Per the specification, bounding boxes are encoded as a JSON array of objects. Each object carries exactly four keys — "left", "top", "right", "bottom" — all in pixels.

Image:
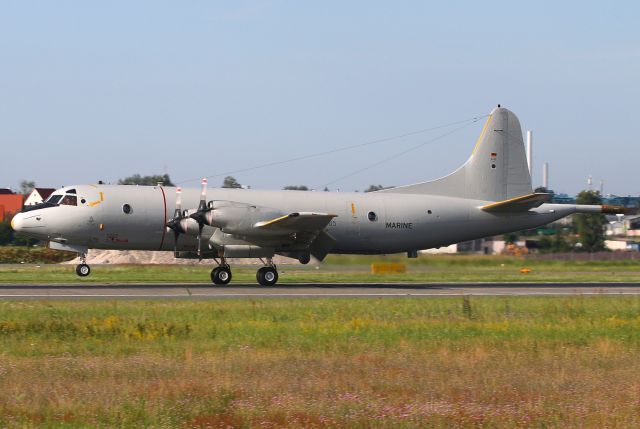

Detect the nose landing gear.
[{"left": 75, "top": 253, "right": 91, "bottom": 277}]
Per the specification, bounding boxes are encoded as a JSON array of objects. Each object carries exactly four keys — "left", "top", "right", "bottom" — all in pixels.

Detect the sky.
[{"left": 1, "top": 1, "right": 639, "bottom": 196}]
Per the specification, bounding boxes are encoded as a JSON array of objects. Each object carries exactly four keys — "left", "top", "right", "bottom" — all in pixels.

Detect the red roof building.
[
  {"left": 24, "top": 187, "right": 56, "bottom": 206},
  {"left": 0, "top": 190, "right": 24, "bottom": 222}
]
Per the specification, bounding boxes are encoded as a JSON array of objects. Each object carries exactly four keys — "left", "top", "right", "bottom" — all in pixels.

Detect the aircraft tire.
[
  {"left": 76, "top": 264, "right": 91, "bottom": 277},
  {"left": 256, "top": 266, "right": 278, "bottom": 286},
  {"left": 211, "top": 266, "right": 232, "bottom": 285},
  {"left": 298, "top": 253, "right": 311, "bottom": 264}
]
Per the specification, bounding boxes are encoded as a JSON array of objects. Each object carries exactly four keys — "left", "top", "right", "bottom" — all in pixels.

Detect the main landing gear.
[
  {"left": 256, "top": 266, "right": 278, "bottom": 286},
  {"left": 75, "top": 253, "right": 91, "bottom": 277},
  {"left": 209, "top": 257, "right": 279, "bottom": 286},
  {"left": 257, "top": 257, "right": 278, "bottom": 286},
  {"left": 211, "top": 258, "right": 232, "bottom": 285}
]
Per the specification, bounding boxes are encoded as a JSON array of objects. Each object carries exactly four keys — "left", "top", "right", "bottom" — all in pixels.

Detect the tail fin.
[{"left": 380, "top": 107, "right": 532, "bottom": 201}]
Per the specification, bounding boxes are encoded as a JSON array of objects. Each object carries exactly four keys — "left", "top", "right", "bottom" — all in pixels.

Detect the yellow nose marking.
[
  {"left": 88, "top": 192, "right": 104, "bottom": 207},
  {"left": 10, "top": 217, "right": 15, "bottom": 230}
]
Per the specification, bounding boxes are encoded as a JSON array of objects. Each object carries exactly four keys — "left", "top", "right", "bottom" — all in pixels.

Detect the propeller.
[
  {"left": 165, "top": 187, "right": 184, "bottom": 257},
  {"left": 189, "top": 178, "right": 210, "bottom": 259}
]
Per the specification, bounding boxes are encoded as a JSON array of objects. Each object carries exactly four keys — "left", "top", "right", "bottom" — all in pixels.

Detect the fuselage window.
[
  {"left": 60, "top": 195, "right": 77, "bottom": 206},
  {"left": 66, "top": 189, "right": 76, "bottom": 194},
  {"left": 367, "top": 211, "right": 378, "bottom": 222},
  {"left": 122, "top": 204, "right": 132, "bottom": 214}
]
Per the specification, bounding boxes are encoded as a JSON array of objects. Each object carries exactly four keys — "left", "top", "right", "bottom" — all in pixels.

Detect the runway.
[{"left": 0, "top": 283, "right": 639, "bottom": 299}]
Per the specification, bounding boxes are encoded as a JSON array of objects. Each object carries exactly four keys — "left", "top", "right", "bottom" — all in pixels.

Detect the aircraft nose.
[{"left": 10, "top": 213, "right": 24, "bottom": 232}]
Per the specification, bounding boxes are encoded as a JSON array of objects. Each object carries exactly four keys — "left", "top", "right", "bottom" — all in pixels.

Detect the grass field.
[
  {"left": 1, "top": 254, "right": 639, "bottom": 283},
  {"left": 1, "top": 297, "right": 640, "bottom": 427}
]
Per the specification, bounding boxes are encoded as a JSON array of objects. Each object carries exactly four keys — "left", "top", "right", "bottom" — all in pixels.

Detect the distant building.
[
  {"left": 605, "top": 215, "right": 640, "bottom": 238},
  {"left": 602, "top": 196, "right": 640, "bottom": 208},
  {"left": 0, "top": 189, "right": 24, "bottom": 222},
  {"left": 551, "top": 193, "right": 576, "bottom": 204},
  {"left": 24, "top": 188, "right": 55, "bottom": 206},
  {"left": 625, "top": 215, "right": 640, "bottom": 237}
]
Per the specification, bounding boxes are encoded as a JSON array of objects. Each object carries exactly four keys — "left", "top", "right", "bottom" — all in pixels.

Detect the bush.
[{"left": 0, "top": 247, "right": 76, "bottom": 264}]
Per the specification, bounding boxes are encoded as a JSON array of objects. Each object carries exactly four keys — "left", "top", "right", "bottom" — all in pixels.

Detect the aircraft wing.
[
  {"left": 254, "top": 212, "right": 337, "bottom": 233},
  {"left": 481, "top": 193, "right": 553, "bottom": 213}
]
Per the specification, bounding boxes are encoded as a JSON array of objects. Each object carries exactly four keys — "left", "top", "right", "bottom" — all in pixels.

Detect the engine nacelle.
[
  {"left": 204, "top": 205, "right": 254, "bottom": 230},
  {"left": 204, "top": 201, "right": 283, "bottom": 235}
]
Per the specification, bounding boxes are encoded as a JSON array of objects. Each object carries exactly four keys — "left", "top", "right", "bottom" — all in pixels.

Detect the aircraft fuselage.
[{"left": 13, "top": 184, "right": 577, "bottom": 256}]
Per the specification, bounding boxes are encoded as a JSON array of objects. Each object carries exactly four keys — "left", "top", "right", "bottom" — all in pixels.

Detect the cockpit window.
[
  {"left": 47, "top": 195, "right": 62, "bottom": 205},
  {"left": 21, "top": 194, "right": 63, "bottom": 212},
  {"left": 60, "top": 195, "right": 77, "bottom": 206},
  {"left": 66, "top": 189, "right": 76, "bottom": 194}
]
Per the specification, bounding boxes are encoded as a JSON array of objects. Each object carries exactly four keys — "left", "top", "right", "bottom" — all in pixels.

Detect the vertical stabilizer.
[{"left": 380, "top": 107, "right": 533, "bottom": 201}]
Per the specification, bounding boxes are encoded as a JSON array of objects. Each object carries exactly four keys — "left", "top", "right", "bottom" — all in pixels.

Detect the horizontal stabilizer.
[
  {"left": 482, "top": 193, "right": 553, "bottom": 213},
  {"left": 572, "top": 205, "right": 637, "bottom": 215},
  {"left": 601, "top": 205, "right": 637, "bottom": 215},
  {"left": 255, "top": 212, "right": 337, "bottom": 233}
]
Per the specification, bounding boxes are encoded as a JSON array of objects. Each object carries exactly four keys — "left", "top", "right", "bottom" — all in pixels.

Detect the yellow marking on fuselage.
[
  {"left": 351, "top": 202, "right": 356, "bottom": 217},
  {"left": 471, "top": 114, "right": 493, "bottom": 156},
  {"left": 88, "top": 192, "right": 104, "bottom": 207},
  {"left": 481, "top": 192, "right": 537, "bottom": 210},
  {"left": 255, "top": 214, "right": 290, "bottom": 228}
]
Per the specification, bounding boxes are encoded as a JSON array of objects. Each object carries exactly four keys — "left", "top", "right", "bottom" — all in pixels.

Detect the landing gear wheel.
[
  {"left": 76, "top": 264, "right": 91, "bottom": 277},
  {"left": 211, "top": 266, "right": 232, "bottom": 285},
  {"left": 256, "top": 266, "right": 278, "bottom": 286},
  {"left": 298, "top": 253, "right": 311, "bottom": 265}
]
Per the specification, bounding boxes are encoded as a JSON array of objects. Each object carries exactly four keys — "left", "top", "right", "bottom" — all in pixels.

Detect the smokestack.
[
  {"left": 542, "top": 162, "right": 549, "bottom": 189},
  {"left": 526, "top": 130, "right": 533, "bottom": 177}
]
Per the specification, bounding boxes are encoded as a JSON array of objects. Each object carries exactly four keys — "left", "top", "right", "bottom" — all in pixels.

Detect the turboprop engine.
[
  {"left": 166, "top": 179, "right": 284, "bottom": 259},
  {"left": 203, "top": 201, "right": 283, "bottom": 235}
]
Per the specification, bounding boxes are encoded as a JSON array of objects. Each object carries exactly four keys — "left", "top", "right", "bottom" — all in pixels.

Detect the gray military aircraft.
[{"left": 11, "top": 107, "right": 624, "bottom": 285}]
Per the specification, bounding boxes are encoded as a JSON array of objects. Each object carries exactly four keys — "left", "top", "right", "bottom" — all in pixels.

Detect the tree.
[
  {"left": 550, "top": 228, "right": 572, "bottom": 253},
  {"left": 19, "top": 180, "right": 36, "bottom": 196},
  {"left": 534, "top": 186, "right": 556, "bottom": 196},
  {"left": 503, "top": 232, "right": 518, "bottom": 245},
  {"left": 118, "top": 174, "right": 174, "bottom": 186},
  {"left": 0, "top": 221, "right": 13, "bottom": 245},
  {"left": 364, "top": 185, "right": 391, "bottom": 193},
  {"left": 283, "top": 185, "right": 309, "bottom": 191},
  {"left": 574, "top": 190, "right": 607, "bottom": 252},
  {"left": 222, "top": 176, "right": 242, "bottom": 189}
]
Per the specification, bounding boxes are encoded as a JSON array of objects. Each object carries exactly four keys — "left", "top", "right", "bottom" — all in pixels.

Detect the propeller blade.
[
  {"left": 174, "top": 187, "right": 182, "bottom": 218},
  {"left": 167, "top": 187, "right": 184, "bottom": 258},
  {"left": 197, "top": 223, "right": 204, "bottom": 260},
  {"left": 173, "top": 229, "right": 179, "bottom": 258},
  {"left": 198, "top": 178, "right": 207, "bottom": 212}
]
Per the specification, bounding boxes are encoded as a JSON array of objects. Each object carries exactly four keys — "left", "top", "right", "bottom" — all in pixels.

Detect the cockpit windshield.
[
  {"left": 46, "top": 195, "right": 62, "bottom": 205},
  {"left": 21, "top": 192, "right": 77, "bottom": 212},
  {"left": 60, "top": 195, "right": 77, "bottom": 206}
]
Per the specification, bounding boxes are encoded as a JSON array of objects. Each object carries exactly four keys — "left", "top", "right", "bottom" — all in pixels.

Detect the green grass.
[
  {"left": 1, "top": 297, "right": 640, "bottom": 427},
  {"left": 1, "top": 254, "right": 639, "bottom": 284}
]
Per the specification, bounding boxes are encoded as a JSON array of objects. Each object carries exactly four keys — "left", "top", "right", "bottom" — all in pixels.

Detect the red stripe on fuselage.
[{"left": 159, "top": 187, "right": 167, "bottom": 250}]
